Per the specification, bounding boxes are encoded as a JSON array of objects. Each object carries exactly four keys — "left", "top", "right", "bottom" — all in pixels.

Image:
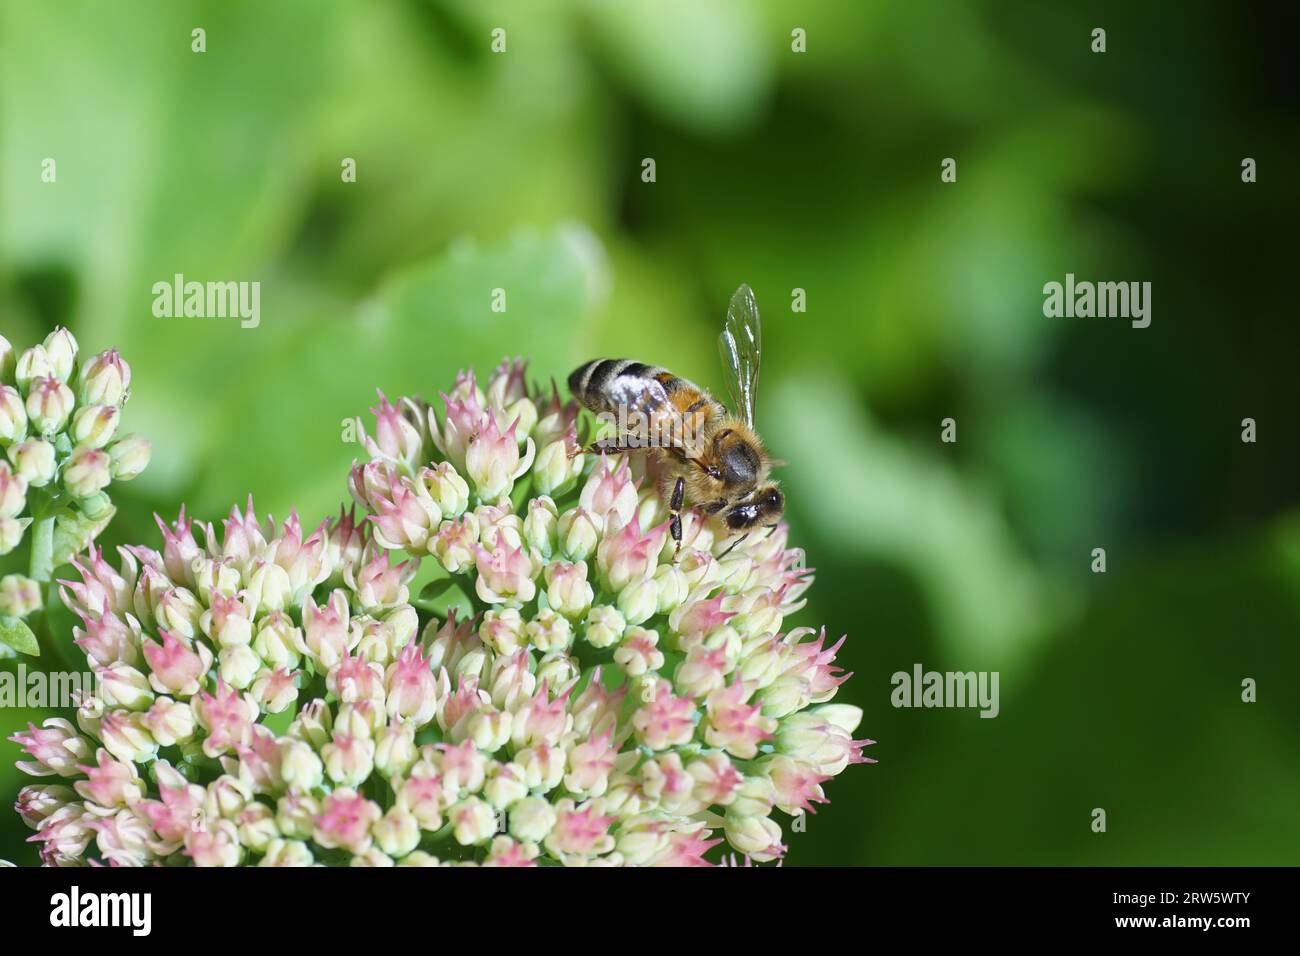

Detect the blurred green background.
[{"left": 2, "top": 0, "right": 1298, "bottom": 865}]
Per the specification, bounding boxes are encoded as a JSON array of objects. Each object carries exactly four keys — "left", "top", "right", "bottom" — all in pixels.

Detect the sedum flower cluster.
[
  {"left": 0, "top": 328, "right": 149, "bottom": 656},
  {"left": 11, "top": 360, "right": 870, "bottom": 866}
]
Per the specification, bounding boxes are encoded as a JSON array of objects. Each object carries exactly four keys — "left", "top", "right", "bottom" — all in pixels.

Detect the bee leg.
[
  {"left": 669, "top": 476, "right": 685, "bottom": 561},
  {"left": 570, "top": 438, "right": 646, "bottom": 459},
  {"left": 718, "top": 533, "right": 749, "bottom": 559}
]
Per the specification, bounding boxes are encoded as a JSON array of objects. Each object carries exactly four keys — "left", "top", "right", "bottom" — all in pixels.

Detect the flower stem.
[
  {"left": 28, "top": 516, "right": 72, "bottom": 670},
  {"left": 29, "top": 514, "right": 56, "bottom": 584}
]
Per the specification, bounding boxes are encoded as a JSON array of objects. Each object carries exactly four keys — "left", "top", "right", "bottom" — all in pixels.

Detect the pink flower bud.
[
  {"left": 276, "top": 792, "right": 321, "bottom": 840},
  {"left": 0, "top": 573, "right": 40, "bottom": 616},
  {"left": 252, "top": 610, "right": 305, "bottom": 669},
  {"left": 385, "top": 639, "right": 440, "bottom": 726},
  {"left": 15, "top": 784, "right": 77, "bottom": 829},
  {"left": 313, "top": 788, "right": 381, "bottom": 855},
  {"left": 142, "top": 629, "right": 211, "bottom": 697},
  {"left": 639, "top": 754, "right": 698, "bottom": 815},
  {"left": 302, "top": 589, "right": 354, "bottom": 669},
  {"left": 631, "top": 680, "right": 697, "bottom": 750},
  {"left": 251, "top": 668, "right": 299, "bottom": 715},
  {"left": 579, "top": 454, "right": 638, "bottom": 529},
  {"left": 596, "top": 515, "right": 666, "bottom": 592},
  {"left": 396, "top": 775, "right": 447, "bottom": 830},
  {"left": 78, "top": 349, "right": 131, "bottom": 406},
  {"left": 0, "top": 462, "right": 28, "bottom": 518},
  {"left": 73, "top": 601, "right": 141, "bottom": 668},
  {"left": 192, "top": 681, "right": 258, "bottom": 757},
  {"left": 155, "top": 586, "right": 204, "bottom": 642},
  {"left": 63, "top": 446, "right": 111, "bottom": 498},
  {"left": 74, "top": 749, "right": 143, "bottom": 810},
  {"left": 10, "top": 719, "right": 93, "bottom": 777},
  {"left": 703, "top": 681, "right": 775, "bottom": 760},
  {"left": 464, "top": 411, "right": 535, "bottom": 500},
  {"left": 366, "top": 472, "right": 440, "bottom": 551},
  {"left": 184, "top": 817, "right": 243, "bottom": 867},
  {"left": 473, "top": 531, "right": 537, "bottom": 607},
  {"left": 363, "top": 390, "right": 425, "bottom": 470},
  {"left": 25, "top": 376, "right": 74, "bottom": 434},
  {"left": 487, "top": 357, "right": 529, "bottom": 407},
  {"left": 346, "top": 548, "right": 415, "bottom": 610},
  {"left": 563, "top": 728, "right": 617, "bottom": 798},
  {"left": 544, "top": 799, "right": 616, "bottom": 859},
  {"left": 430, "top": 514, "right": 478, "bottom": 573}
]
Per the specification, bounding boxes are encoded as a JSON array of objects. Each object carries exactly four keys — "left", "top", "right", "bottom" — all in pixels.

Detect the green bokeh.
[{"left": 1, "top": 0, "right": 1296, "bottom": 865}]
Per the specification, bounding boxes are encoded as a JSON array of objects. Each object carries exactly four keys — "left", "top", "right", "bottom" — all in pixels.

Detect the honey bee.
[{"left": 568, "top": 283, "right": 783, "bottom": 557}]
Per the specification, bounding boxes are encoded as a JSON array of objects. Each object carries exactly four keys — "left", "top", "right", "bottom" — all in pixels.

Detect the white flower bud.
[
  {"left": 8, "top": 439, "right": 56, "bottom": 486},
  {"left": 42, "top": 327, "right": 79, "bottom": 381},
  {"left": 0, "top": 386, "right": 26, "bottom": 442},
  {"left": 508, "top": 795, "right": 556, "bottom": 843},
  {"left": 70, "top": 404, "right": 120, "bottom": 449},
  {"left": 108, "top": 435, "right": 150, "bottom": 481},
  {"left": 583, "top": 604, "right": 625, "bottom": 649}
]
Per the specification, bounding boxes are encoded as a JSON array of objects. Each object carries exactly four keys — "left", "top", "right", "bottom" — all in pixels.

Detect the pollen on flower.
[{"left": 10, "top": 358, "right": 870, "bottom": 866}]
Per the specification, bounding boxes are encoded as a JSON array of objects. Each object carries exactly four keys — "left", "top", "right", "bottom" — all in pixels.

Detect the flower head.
[{"left": 14, "top": 361, "right": 867, "bottom": 866}]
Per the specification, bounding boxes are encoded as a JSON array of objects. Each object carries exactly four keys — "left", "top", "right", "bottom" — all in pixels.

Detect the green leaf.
[
  {"left": 417, "top": 578, "right": 457, "bottom": 604},
  {"left": 50, "top": 504, "right": 117, "bottom": 568},
  {"left": 0, "top": 616, "right": 39, "bottom": 656}
]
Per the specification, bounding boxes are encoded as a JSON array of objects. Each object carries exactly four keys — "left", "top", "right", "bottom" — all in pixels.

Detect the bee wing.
[{"left": 718, "top": 283, "right": 762, "bottom": 429}]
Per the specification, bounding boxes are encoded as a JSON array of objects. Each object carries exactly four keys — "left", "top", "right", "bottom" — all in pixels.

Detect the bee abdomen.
[{"left": 569, "top": 359, "right": 657, "bottom": 410}]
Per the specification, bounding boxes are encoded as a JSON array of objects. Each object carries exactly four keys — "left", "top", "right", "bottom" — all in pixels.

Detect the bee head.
[{"left": 724, "top": 483, "right": 784, "bottom": 531}]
